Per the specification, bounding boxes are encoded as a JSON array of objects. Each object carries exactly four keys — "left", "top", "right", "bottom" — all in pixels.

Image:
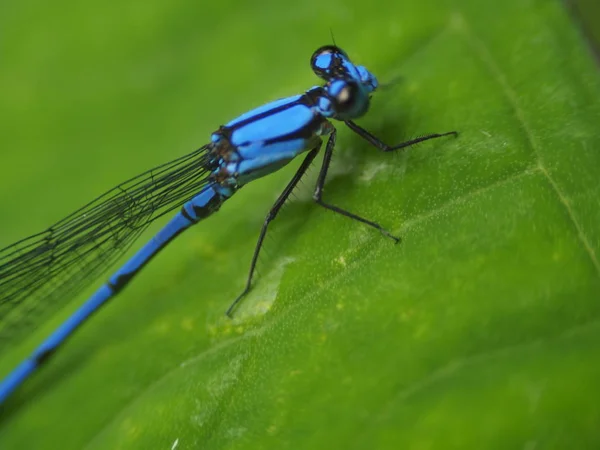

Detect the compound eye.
[
  {"left": 310, "top": 45, "right": 349, "bottom": 80},
  {"left": 330, "top": 80, "right": 359, "bottom": 113}
]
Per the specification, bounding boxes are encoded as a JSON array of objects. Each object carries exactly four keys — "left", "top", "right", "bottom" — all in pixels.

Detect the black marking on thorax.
[{"left": 223, "top": 90, "right": 329, "bottom": 147}]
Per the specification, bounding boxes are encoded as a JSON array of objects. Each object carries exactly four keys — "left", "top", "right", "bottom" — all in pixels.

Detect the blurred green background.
[
  {"left": 571, "top": 0, "right": 600, "bottom": 57},
  {"left": 1, "top": 0, "right": 600, "bottom": 448}
]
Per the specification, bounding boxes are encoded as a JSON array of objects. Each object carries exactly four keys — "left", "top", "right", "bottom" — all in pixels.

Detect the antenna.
[{"left": 329, "top": 28, "right": 337, "bottom": 47}]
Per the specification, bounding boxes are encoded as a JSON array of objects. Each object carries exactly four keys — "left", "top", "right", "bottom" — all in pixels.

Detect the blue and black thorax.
[{"left": 204, "top": 45, "right": 379, "bottom": 195}]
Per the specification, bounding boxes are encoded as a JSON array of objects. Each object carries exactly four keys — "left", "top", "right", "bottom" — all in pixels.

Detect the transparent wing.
[{"left": 0, "top": 145, "right": 213, "bottom": 350}]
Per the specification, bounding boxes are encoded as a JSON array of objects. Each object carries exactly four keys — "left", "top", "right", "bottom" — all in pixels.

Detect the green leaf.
[
  {"left": 1, "top": 0, "right": 600, "bottom": 448},
  {"left": 570, "top": 0, "right": 600, "bottom": 56}
]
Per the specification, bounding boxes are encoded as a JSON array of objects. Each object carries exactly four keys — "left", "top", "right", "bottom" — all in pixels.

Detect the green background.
[
  {"left": 571, "top": 0, "right": 600, "bottom": 57},
  {"left": 1, "top": 0, "right": 600, "bottom": 448}
]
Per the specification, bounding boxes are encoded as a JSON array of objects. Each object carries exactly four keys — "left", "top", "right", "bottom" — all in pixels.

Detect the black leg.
[
  {"left": 226, "top": 147, "right": 320, "bottom": 317},
  {"left": 313, "top": 129, "right": 400, "bottom": 243},
  {"left": 345, "top": 120, "right": 457, "bottom": 152}
]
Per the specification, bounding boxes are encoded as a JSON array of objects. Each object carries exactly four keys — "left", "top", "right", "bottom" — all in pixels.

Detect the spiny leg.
[
  {"left": 226, "top": 147, "right": 320, "bottom": 317},
  {"left": 345, "top": 120, "right": 457, "bottom": 152},
  {"left": 313, "top": 129, "right": 400, "bottom": 243}
]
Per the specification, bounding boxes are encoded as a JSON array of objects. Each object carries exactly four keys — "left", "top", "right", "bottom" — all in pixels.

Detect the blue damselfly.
[{"left": 0, "top": 45, "right": 457, "bottom": 404}]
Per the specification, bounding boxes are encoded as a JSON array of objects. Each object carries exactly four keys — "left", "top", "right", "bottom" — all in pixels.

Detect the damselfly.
[{"left": 0, "top": 45, "right": 457, "bottom": 404}]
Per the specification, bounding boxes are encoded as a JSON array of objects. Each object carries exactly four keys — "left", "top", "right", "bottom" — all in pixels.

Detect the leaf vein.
[{"left": 459, "top": 14, "right": 600, "bottom": 277}]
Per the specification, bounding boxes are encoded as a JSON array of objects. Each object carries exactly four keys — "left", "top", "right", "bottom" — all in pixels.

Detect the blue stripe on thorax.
[
  {"left": 225, "top": 95, "right": 302, "bottom": 127},
  {"left": 231, "top": 103, "right": 314, "bottom": 145},
  {"left": 210, "top": 90, "right": 330, "bottom": 186}
]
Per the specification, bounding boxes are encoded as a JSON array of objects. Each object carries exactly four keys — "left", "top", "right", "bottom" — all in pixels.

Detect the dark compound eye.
[
  {"left": 325, "top": 79, "right": 370, "bottom": 119},
  {"left": 310, "top": 45, "right": 349, "bottom": 80},
  {"left": 331, "top": 81, "right": 359, "bottom": 113}
]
